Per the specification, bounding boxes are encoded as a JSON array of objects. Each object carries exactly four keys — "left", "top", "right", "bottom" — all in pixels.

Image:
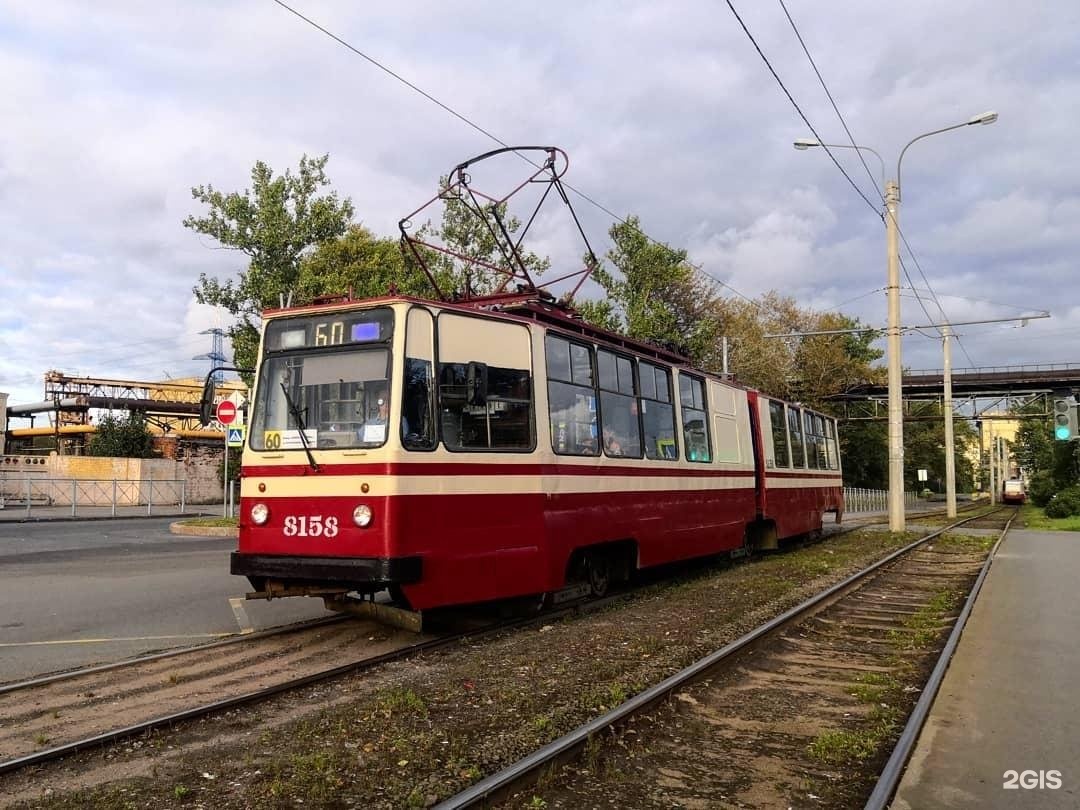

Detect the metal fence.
[
  {"left": 843, "top": 487, "right": 918, "bottom": 513},
  {"left": 0, "top": 476, "right": 187, "bottom": 518}
]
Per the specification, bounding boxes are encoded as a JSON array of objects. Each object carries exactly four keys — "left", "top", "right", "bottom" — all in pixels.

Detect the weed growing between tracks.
[{"left": 13, "top": 529, "right": 924, "bottom": 810}]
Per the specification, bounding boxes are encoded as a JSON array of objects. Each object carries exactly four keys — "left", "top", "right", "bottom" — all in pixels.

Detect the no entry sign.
[{"left": 216, "top": 400, "right": 237, "bottom": 425}]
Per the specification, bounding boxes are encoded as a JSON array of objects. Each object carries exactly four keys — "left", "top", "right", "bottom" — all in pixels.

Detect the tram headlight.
[
  {"left": 353, "top": 504, "right": 373, "bottom": 527},
  {"left": 250, "top": 503, "right": 270, "bottom": 525}
]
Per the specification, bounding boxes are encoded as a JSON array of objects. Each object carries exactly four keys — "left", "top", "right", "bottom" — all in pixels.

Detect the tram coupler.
[
  {"left": 246, "top": 580, "right": 349, "bottom": 601},
  {"left": 322, "top": 594, "right": 424, "bottom": 633}
]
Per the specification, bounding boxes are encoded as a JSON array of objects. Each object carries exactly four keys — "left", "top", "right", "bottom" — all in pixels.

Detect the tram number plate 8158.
[{"left": 283, "top": 515, "right": 339, "bottom": 538}]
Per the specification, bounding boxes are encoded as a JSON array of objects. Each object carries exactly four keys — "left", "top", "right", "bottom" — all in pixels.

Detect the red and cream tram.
[{"left": 230, "top": 292, "right": 843, "bottom": 614}]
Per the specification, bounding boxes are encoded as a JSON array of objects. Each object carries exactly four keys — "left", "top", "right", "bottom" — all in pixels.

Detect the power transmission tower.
[{"left": 193, "top": 329, "right": 227, "bottom": 382}]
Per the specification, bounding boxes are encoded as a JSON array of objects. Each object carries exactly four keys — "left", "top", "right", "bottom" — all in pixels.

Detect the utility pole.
[
  {"left": 885, "top": 180, "right": 905, "bottom": 532},
  {"left": 988, "top": 421, "right": 996, "bottom": 505},
  {"left": 794, "top": 111, "right": 998, "bottom": 534},
  {"left": 942, "top": 324, "right": 956, "bottom": 517}
]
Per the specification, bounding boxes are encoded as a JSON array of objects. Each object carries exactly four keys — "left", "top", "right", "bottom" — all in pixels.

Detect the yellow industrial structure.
[{"left": 5, "top": 371, "right": 247, "bottom": 454}]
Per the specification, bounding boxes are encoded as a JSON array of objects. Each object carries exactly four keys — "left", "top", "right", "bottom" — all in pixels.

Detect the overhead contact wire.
[{"left": 271, "top": 0, "right": 760, "bottom": 309}]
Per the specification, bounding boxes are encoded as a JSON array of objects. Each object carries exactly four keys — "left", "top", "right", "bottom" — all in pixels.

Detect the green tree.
[
  {"left": 1012, "top": 400, "right": 1055, "bottom": 476},
  {"left": 701, "top": 293, "right": 884, "bottom": 408},
  {"left": 1009, "top": 399, "right": 1080, "bottom": 490},
  {"left": 578, "top": 216, "right": 720, "bottom": 366},
  {"left": 413, "top": 187, "right": 550, "bottom": 297},
  {"left": 185, "top": 154, "right": 354, "bottom": 371},
  {"left": 838, "top": 420, "right": 888, "bottom": 489},
  {"left": 902, "top": 405, "right": 977, "bottom": 493},
  {"left": 296, "top": 225, "right": 443, "bottom": 302},
  {"left": 88, "top": 412, "right": 155, "bottom": 458}
]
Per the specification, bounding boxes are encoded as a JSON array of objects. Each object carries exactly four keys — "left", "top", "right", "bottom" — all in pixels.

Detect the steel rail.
[
  {"left": 435, "top": 508, "right": 1011, "bottom": 809},
  {"left": 0, "top": 503, "right": 995, "bottom": 782},
  {"left": 0, "top": 589, "right": 641, "bottom": 779},
  {"left": 864, "top": 508, "right": 1016, "bottom": 809},
  {"left": 0, "top": 614, "right": 349, "bottom": 696}
]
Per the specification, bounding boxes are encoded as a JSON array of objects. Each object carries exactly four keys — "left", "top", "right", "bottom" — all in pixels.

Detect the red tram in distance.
[
  {"left": 228, "top": 291, "right": 844, "bottom": 617},
  {"left": 1002, "top": 479, "right": 1027, "bottom": 505}
]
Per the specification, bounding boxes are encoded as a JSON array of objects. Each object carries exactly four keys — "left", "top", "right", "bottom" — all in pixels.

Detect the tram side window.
[
  {"left": 546, "top": 335, "right": 599, "bottom": 456},
  {"left": 812, "top": 419, "right": 825, "bottom": 468},
  {"left": 436, "top": 314, "right": 534, "bottom": 452},
  {"left": 804, "top": 412, "right": 820, "bottom": 470},
  {"left": 403, "top": 308, "right": 436, "bottom": 450},
  {"left": 438, "top": 364, "right": 533, "bottom": 450},
  {"left": 825, "top": 418, "right": 840, "bottom": 470},
  {"left": 402, "top": 358, "right": 435, "bottom": 449},
  {"left": 679, "top": 373, "right": 711, "bottom": 463},
  {"left": 788, "top": 406, "right": 806, "bottom": 468},
  {"left": 640, "top": 362, "right": 677, "bottom": 460},
  {"left": 769, "top": 400, "right": 790, "bottom": 467},
  {"left": 598, "top": 350, "right": 642, "bottom": 458}
]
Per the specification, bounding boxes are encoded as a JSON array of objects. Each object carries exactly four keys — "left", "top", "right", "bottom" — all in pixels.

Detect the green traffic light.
[{"left": 1056, "top": 425, "right": 1072, "bottom": 441}]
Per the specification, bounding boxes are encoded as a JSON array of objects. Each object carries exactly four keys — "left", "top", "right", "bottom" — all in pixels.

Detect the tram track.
[
  {"left": 0, "top": 612, "right": 423, "bottom": 775},
  {"left": 0, "top": 506, "right": 997, "bottom": 805},
  {"left": 439, "top": 507, "right": 1016, "bottom": 809},
  {"left": 0, "top": 584, "right": 650, "bottom": 784},
  {"left": 0, "top": 505, "right": 967, "bottom": 780}
]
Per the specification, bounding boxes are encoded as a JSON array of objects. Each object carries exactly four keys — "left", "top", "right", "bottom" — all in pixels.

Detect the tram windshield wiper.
[{"left": 279, "top": 382, "right": 319, "bottom": 472}]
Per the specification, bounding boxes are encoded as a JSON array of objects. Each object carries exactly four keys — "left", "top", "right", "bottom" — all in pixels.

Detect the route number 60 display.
[{"left": 283, "top": 515, "right": 339, "bottom": 538}]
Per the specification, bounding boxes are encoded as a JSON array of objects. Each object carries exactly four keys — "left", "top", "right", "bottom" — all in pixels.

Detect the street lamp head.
[
  {"left": 968, "top": 110, "right": 998, "bottom": 126},
  {"left": 793, "top": 138, "right": 821, "bottom": 150}
]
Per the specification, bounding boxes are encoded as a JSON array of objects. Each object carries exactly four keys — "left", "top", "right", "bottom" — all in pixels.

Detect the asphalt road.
[{"left": 0, "top": 518, "right": 327, "bottom": 683}]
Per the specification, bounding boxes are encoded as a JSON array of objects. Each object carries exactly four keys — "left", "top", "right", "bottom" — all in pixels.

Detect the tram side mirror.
[
  {"left": 466, "top": 361, "right": 488, "bottom": 407},
  {"left": 199, "top": 375, "right": 217, "bottom": 427}
]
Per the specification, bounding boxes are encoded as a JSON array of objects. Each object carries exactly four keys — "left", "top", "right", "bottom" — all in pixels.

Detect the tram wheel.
[{"left": 586, "top": 554, "right": 611, "bottom": 598}]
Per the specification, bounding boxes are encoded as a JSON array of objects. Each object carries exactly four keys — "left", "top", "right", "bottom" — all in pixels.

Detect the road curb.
[
  {"left": 0, "top": 513, "right": 203, "bottom": 524},
  {"left": 169, "top": 520, "right": 239, "bottom": 538}
]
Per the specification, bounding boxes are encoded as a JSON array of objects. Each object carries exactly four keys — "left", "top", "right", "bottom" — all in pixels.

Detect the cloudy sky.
[{"left": 1, "top": 0, "right": 1077, "bottom": 407}]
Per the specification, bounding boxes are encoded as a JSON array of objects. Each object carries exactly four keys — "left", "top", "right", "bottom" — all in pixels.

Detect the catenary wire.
[
  {"left": 775, "top": 0, "right": 979, "bottom": 369},
  {"left": 821, "top": 287, "right": 886, "bottom": 313},
  {"left": 898, "top": 238, "right": 977, "bottom": 367},
  {"left": 269, "top": 0, "right": 759, "bottom": 308},
  {"left": 773, "top": 0, "right": 985, "bottom": 368},
  {"left": 777, "top": 0, "right": 883, "bottom": 203},
  {"left": 723, "top": 0, "right": 883, "bottom": 219}
]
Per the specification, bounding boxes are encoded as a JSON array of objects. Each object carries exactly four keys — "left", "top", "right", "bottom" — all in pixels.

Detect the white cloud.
[{"left": 0, "top": 0, "right": 1077, "bottom": 407}]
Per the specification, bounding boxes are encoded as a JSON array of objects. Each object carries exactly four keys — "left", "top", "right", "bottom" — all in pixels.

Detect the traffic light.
[{"left": 1053, "top": 396, "right": 1077, "bottom": 441}]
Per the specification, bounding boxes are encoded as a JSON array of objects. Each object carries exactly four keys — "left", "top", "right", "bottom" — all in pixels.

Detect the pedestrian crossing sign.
[{"left": 227, "top": 427, "right": 245, "bottom": 447}]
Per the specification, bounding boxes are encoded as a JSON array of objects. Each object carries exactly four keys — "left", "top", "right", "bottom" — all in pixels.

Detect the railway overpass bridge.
[{"left": 834, "top": 363, "right": 1080, "bottom": 420}]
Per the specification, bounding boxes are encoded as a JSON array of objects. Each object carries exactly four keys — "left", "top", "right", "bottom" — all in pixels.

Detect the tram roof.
[{"left": 260, "top": 291, "right": 831, "bottom": 408}]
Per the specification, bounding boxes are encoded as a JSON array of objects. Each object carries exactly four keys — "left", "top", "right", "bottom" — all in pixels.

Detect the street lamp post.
[
  {"left": 794, "top": 112, "right": 997, "bottom": 530},
  {"left": 793, "top": 140, "right": 886, "bottom": 195}
]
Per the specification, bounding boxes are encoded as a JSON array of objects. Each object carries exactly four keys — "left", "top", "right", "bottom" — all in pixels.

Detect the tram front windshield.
[{"left": 249, "top": 309, "right": 394, "bottom": 451}]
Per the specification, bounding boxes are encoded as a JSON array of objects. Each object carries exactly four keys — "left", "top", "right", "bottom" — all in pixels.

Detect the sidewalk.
[
  {"left": 0, "top": 504, "right": 219, "bottom": 522},
  {"left": 891, "top": 529, "right": 1080, "bottom": 808}
]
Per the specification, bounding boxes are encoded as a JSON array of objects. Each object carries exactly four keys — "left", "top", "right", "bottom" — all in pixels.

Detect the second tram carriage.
[{"left": 228, "top": 292, "right": 844, "bottom": 615}]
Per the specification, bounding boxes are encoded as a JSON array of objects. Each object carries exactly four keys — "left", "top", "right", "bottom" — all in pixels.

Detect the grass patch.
[
  {"left": 807, "top": 730, "right": 878, "bottom": 764},
  {"left": 808, "top": 705, "right": 901, "bottom": 765},
  {"left": 935, "top": 532, "right": 995, "bottom": 552},
  {"left": 1019, "top": 503, "right": 1080, "bottom": 531},
  {"left": 850, "top": 671, "right": 899, "bottom": 704},
  {"left": 376, "top": 687, "right": 428, "bottom": 718},
  {"left": 888, "top": 588, "right": 960, "bottom": 649},
  {"left": 176, "top": 516, "right": 238, "bottom": 528}
]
